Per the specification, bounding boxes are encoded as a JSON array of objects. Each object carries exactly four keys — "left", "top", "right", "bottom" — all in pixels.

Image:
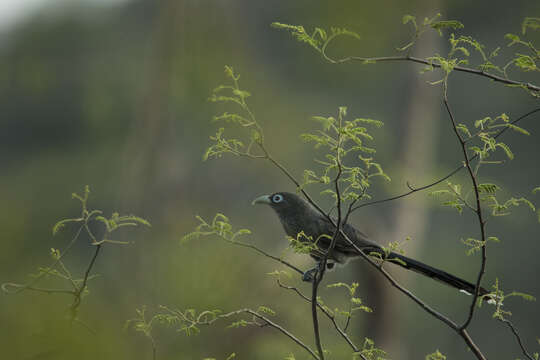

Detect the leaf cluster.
[
  {"left": 271, "top": 22, "right": 360, "bottom": 55},
  {"left": 287, "top": 231, "right": 323, "bottom": 255},
  {"left": 300, "top": 107, "right": 389, "bottom": 206},
  {"left": 128, "top": 305, "right": 277, "bottom": 340},
  {"left": 425, "top": 350, "right": 447, "bottom": 360},
  {"left": 399, "top": 13, "right": 464, "bottom": 52},
  {"left": 353, "top": 338, "right": 387, "bottom": 360},
  {"left": 461, "top": 236, "right": 499, "bottom": 256},
  {"left": 54, "top": 185, "right": 150, "bottom": 245},
  {"left": 205, "top": 66, "right": 264, "bottom": 160},
  {"left": 481, "top": 278, "right": 536, "bottom": 321},
  {"left": 429, "top": 181, "right": 470, "bottom": 214},
  {"left": 327, "top": 282, "right": 372, "bottom": 327},
  {"left": 504, "top": 17, "right": 540, "bottom": 76},
  {"left": 3, "top": 186, "right": 150, "bottom": 324},
  {"left": 430, "top": 112, "right": 536, "bottom": 228},
  {"left": 181, "top": 213, "right": 251, "bottom": 245}
]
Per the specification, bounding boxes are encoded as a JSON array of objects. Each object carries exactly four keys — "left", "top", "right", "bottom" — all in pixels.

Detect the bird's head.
[
  {"left": 252, "top": 191, "right": 324, "bottom": 241},
  {"left": 252, "top": 192, "right": 298, "bottom": 208},
  {"left": 252, "top": 192, "right": 314, "bottom": 220}
]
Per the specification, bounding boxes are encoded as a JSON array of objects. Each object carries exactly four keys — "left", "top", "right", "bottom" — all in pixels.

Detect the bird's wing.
[
  {"left": 313, "top": 216, "right": 381, "bottom": 254},
  {"left": 340, "top": 221, "right": 382, "bottom": 253}
]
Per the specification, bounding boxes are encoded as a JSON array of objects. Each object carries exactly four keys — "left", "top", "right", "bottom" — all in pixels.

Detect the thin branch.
[
  {"left": 351, "top": 166, "right": 463, "bottom": 211},
  {"left": 260, "top": 144, "right": 464, "bottom": 333},
  {"left": 72, "top": 317, "right": 98, "bottom": 335},
  {"left": 323, "top": 54, "right": 540, "bottom": 93},
  {"left": 442, "top": 91, "right": 488, "bottom": 359},
  {"left": 499, "top": 319, "right": 536, "bottom": 360},
  {"left": 70, "top": 244, "right": 102, "bottom": 318},
  {"left": 343, "top": 302, "right": 353, "bottom": 333},
  {"left": 1, "top": 225, "right": 85, "bottom": 295},
  {"left": 310, "top": 111, "right": 347, "bottom": 360},
  {"left": 459, "top": 329, "right": 488, "bottom": 360},
  {"left": 311, "top": 268, "right": 325, "bottom": 360},
  {"left": 351, "top": 107, "right": 540, "bottom": 212},
  {"left": 277, "top": 279, "right": 365, "bottom": 358},
  {"left": 230, "top": 239, "right": 304, "bottom": 275},
  {"left": 207, "top": 122, "right": 492, "bottom": 359},
  {"left": 443, "top": 97, "right": 488, "bottom": 330},
  {"left": 81, "top": 245, "right": 102, "bottom": 293},
  {"left": 447, "top": 181, "right": 477, "bottom": 213},
  {"left": 246, "top": 309, "right": 321, "bottom": 360},
  {"left": 221, "top": 73, "right": 500, "bottom": 358},
  {"left": 0, "top": 283, "right": 75, "bottom": 295},
  {"left": 182, "top": 307, "right": 320, "bottom": 360},
  {"left": 340, "top": 224, "right": 488, "bottom": 360},
  {"left": 205, "top": 216, "right": 363, "bottom": 356},
  {"left": 261, "top": 142, "right": 492, "bottom": 358}
]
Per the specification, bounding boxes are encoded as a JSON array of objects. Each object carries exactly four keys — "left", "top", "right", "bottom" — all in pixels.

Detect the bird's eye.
[{"left": 272, "top": 194, "right": 284, "bottom": 203}]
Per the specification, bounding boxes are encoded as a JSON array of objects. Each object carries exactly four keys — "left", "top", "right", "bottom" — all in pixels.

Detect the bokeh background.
[{"left": 1, "top": 1, "right": 539, "bottom": 359}]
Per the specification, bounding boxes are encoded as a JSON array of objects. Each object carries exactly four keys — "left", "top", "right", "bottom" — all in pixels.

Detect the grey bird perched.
[{"left": 253, "top": 191, "right": 492, "bottom": 300}]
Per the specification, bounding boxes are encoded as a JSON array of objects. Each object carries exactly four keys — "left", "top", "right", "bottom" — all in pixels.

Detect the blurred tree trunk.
[
  {"left": 116, "top": 0, "right": 187, "bottom": 311},
  {"left": 120, "top": 0, "right": 184, "bottom": 209},
  {"left": 364, "top": 7, "right": 443, "bottom": 358}
]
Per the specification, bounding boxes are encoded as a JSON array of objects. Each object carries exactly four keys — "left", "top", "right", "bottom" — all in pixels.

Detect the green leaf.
[
  {"left": 429, "top": 189, "right": 451, "bottom": 198},
  {"left": 271, "top": 23, "right": 322, "bottom": 52},
  {"left": 505, "top": 123, "right": 530, "bottom": 135},
  {"left": 505, "top": 33, "right": 522, "bottom": 47},
  {"left": 514, "top": 54, "right": 537, "bottom": 72},
  {"left": 354, "top": 338, "right": 387, "bottom": 360},
  {"left": 52, "top": 218, "right": 82, "bottom": 235},
  {"left": 430, "top": 20, "right": 464, "bottom": 35},
  {"left": 228, "top": 319, "right": 249, "bottom": 328},
  {"left": 426, "top": 350, "right": 447, "bottom": 360},
  {"left": 181, "top": 231, "right": 201, "bottom": 244},
  {"left": 478, "top": 183, "right": 500, "bottom": 194},
  {"left": 257, "top": 306, "right": 276, "bottom": 316},
  {"left": 354, "top": 118, "right": 384, "bottom": 128},
  {"left": 456, "top": 123, "right": 472, "bottom": 137},
  {"left": 329, "top": 27, "right": 361, "bottom": 41},
  {"left": 462, "top": 237, "right": 485, "bottom": 256},
  {"left": 312, "top": 116, "right": 335, "bottom": 131},
  {"left": 496, "top": 142, "right": 514, "bottom": 159},
  {"left": 402, "top": 15, "right": 417, "bottom": 27},
  {"left": 522, "top": 17, "right": 540, "bottom": 35}
]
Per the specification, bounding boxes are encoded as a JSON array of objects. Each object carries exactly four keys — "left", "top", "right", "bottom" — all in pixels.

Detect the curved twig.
[
  {"left": 500, "top": 319, "right": 536, "bottom": 360},
  {"left": 70, "top": 244, "right": 102, "bottom": 318},
  {"left": 443, "top": 95, "right": 488, "bottom": 360},
  {"left": 231, "top": 239, "right": 304, "bottom": 275},
  {"left": 323, "top": 54, "right": 540, "bottom": 93},
  {"left": 351, "top": 107, "right": 540, "bottom": 212},
  {"left": 443, "top": 95, "right": 487, "bottom": 330},
  {"left": 1, "top": 225, "right": 85, "bottom": 295},
  {"left": 276, "top": 279, "right": 365, "bottom": 357}
]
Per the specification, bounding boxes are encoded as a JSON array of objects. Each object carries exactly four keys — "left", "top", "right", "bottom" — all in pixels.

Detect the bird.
[{"left": 253, "top": 191, "right": 493, "bottom": 301}]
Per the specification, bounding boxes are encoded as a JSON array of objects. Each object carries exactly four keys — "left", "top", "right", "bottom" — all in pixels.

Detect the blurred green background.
[{"left": 1, "top": 1, "right": 539, "bottom": 359}]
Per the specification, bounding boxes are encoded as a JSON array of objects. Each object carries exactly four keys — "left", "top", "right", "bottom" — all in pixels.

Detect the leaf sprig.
[
  {"left": 300, "top": 107, "right": 389, "bottom": 206},
  {"left": 205, "top": 66, "right": 265, "bottom": 160}
]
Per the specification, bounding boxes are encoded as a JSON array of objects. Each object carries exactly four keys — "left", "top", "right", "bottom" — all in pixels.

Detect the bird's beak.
[{"left": 252, "top": 194, "right": 271, "bottom": 205}]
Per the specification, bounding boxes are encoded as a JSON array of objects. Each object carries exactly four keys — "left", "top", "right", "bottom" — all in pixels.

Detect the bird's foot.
[{"left": 302, "top": 267, "right": 318, "bottom": 282}]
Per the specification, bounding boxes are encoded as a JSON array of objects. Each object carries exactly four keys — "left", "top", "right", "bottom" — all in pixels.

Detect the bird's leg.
[
  {"left": 302, "top": 261, "right": 330, "bottom": 282},
  {"left": 302, "top": 266, "right": 318, "bottom": 282}
]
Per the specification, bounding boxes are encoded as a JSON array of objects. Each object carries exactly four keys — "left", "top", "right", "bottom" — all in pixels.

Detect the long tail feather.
[{"left": 383, "top": 251, "right": 492, "bottom": 300}]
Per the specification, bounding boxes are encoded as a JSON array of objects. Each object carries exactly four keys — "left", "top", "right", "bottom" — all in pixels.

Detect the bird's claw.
[{"left": 302, "top": 268, "right": 318, "bottom": 282}]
